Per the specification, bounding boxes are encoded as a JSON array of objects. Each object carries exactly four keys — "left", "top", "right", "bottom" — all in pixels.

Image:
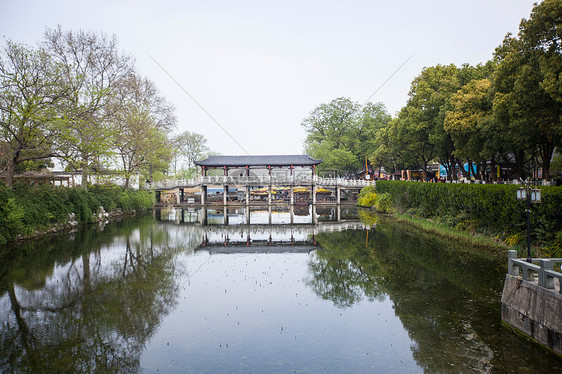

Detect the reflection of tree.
[
  {"left": 0, "top": 216, "right": 184, "bottom": 373},
  {"left": 305, "top": 230, "right": 386, "bottom": 308},
  {"left": 370, "top": 219, "right": 502, "bottom": 373},
  {"left": 306, "top": 211, "right": 558, "bottom": 372}
]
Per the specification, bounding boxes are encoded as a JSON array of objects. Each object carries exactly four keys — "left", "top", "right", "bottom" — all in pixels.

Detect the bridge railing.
[
  {"left": 151, "top": 176, "right": 373, "bottom": 189},
  {"left": 507, "top": 250, "right": 562, "bottom": 293}
]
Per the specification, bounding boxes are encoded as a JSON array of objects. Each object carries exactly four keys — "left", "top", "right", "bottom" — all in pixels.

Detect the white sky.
[{"left": 1, "top": 0, "right": 535, "bottom": 156}]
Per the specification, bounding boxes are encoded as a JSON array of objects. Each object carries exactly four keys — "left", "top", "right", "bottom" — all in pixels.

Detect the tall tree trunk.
[
  {"left": 513, "top": 149, "right": 525, "bottom": 180},
  {"left": 540, "top": 144, "right": 554, "bottom": 181},
  {"left": 81, "top": 155, "right": 90, "bottom": 189},
  {"left": 457, "top": 159, "right": 470, "bottom": 179},
  {"left": 5, "top": 158, "right": 17, "bottom": 189}
]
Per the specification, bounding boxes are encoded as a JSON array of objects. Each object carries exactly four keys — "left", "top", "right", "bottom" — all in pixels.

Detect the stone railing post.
[
  {"left": 539, "top": 259, "right": 555, "bottom": 289},
  {"left": 508, "top": 250, "right": 518, "bottom": 276},
  {"left": 523, "top": 262, "right": 535, "bottom": 281}
]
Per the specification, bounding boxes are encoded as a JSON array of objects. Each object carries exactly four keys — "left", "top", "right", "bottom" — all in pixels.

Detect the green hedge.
[
  {"left": 0, "top": 183, "right": 154, "bottom": 245},
  {"left": 375, "top": 181, "right": 562, "bottom": 245}
]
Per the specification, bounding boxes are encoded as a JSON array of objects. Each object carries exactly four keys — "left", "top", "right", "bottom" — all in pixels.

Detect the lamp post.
[{"left": 516, "top": 179, "right": 542, "bottom": 263}]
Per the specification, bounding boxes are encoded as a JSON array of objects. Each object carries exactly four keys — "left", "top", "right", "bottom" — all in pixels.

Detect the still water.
[{"left": 0, "top": 206, "right": 560, "bottom": 373}]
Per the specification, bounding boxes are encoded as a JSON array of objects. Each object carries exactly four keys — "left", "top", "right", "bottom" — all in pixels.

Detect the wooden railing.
[
  {"left": 151, "top": 176, "right": 373, "bottom": 190},
  {"left": 507, "top": 250, "right": 562, "bottom": 293}
]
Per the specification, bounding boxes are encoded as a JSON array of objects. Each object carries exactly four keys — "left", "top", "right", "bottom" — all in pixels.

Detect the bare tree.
[
  {"left": 173, "top": 130, "right": 209, "bottom": 176},
  {"left": 42, "top": 26, "right": 134, "bottom": 187},
  {"left": 111, "top": 73, "right": 176, "bottom": 188}
]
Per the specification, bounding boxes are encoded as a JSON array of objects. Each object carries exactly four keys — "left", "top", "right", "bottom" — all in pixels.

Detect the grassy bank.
[
  {"left": 359, "top": 181, "right": 562, "bottom": 258},
  {"left": 0, "top": 183, "right": 154, "bottom": 245},
  {"left": 391, "top": 212, "right": 508, "bottom": 253}
]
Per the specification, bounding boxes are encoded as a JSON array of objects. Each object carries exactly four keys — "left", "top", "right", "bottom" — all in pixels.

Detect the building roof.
[{"left": 194, "top": 155, "right": 322, "bottom": 167}]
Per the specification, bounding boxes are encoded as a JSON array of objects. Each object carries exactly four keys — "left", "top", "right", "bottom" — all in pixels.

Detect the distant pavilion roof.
[{"left": 194, "top": 155, "right": 322, "bottom": 168}]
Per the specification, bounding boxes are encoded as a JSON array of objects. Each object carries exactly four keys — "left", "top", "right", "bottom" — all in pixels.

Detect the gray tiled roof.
[{"left": 194, "top": 155, "right": 322, "bottom": 167}]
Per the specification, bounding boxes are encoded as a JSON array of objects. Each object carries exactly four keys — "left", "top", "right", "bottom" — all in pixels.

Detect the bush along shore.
[
  {"left": 358, "top": 181, "right": 562, "bottom": 257},
  {"left": 0, "top": 183, "right": 154, "bottom": 245}
]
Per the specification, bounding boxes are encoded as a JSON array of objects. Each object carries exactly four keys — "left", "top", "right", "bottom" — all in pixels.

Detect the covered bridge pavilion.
[
  {"left": 194, "top": 155, "right": 322, "bottom": 177},
  {"left": 192, "top": 155, "right": 323, "bottom": 205},
  {"left": 153, "top": 155, "right": 369, "bottom": 206}
]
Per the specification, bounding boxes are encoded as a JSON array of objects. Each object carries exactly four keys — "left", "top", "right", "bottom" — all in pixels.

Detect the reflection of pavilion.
[
  {"left": 155, "top": 205, "right": 360, "bottom": 226},
  {"left": 196, "top": 245, "right": 319, "bottom": 255},
  {"left": 155, "top": 206, "right": 365, "bottom": 254},
  {"left": 153, "top": 155, "right": 370, "bottom": 206}
]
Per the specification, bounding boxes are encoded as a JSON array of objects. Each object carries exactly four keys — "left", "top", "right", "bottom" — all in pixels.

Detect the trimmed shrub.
[
  {"left": 374, "top": 180, "right": 562, "bottom": 245},
  {"left": 0, "top": 182, "right": 154, "bottom": 244}
]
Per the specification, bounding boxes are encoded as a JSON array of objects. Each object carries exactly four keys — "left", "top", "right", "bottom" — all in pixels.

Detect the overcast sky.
[{"left": 1, "top": 0, "right": 536, "bottom": 156}]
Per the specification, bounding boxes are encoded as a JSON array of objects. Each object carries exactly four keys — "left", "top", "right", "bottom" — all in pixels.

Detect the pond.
[{"left": 0, "top": 206, "right": 560, "bottom": 373}]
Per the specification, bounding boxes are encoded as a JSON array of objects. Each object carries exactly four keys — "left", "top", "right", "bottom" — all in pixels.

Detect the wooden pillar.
[
  {"left": 267, "top": 184, "right": 272, "bottom": 206},
  {"left": 223, "top": 185, "right": 228, "bottom": 205},
  {"left": 176, "top": 188, "right": 181, "bottom": 205},
  {"left": 245, "top": 185, "right": 250, "bottom": 206},
  {"left": 312, "top": 185, "right": 317, "bottom": 205},
  {"left": 336, "top": 186, "right": 341, "bottom": 205},
  {"left": 201, "top": 185, "right": 206, "bottom": 206},
  {"left": 290, "top": 186, "right": 294, "bottom": 205},
  {"left": 336, "top": 205, "right": 341, "bottom": 222},
  {"left": 290, "top": 205, "right": 294, "bottom": 224},
  {"left": 245, "top": 165, "right": 249, "bottom": 176},
  {"left": 201, "top": 208, "right": 207, "bottom": 226},
  {"left": 312, "top": 204, "right": 317, "bottom": 225},
  {"left": 268, "top": 205, "right": 272, "bottom": 224}
]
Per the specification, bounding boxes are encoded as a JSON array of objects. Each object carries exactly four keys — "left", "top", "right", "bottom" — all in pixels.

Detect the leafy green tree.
[
  {"left": 0, "top": 41, "right": 67, "bottom": 188},
  {"left": 391, "top": 65, "right": 461, "bottom": 180},
  {"left": 444, "top": 79, "right": 503, "bottom": 179},
  {"left": 302, "top": 97, "right": 360, "bottom": 175},
  {"left": 370, "top": 119, "right": 405, "bottom": 174},
  {"left": 353, "top": 102, "right": 392, "bottom": 175},
  {"left": 302, "top": 97, "right": 390, "bottom": 176},
  {"left": 492, "top": 1, "right": 562, "bottom": 180},
  {"left": 519, "top": 0, "right": 562, "bottom": 180}
]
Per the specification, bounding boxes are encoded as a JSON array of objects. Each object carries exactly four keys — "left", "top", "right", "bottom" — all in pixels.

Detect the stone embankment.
[
  {"left": 501, "top": 250, "right": 562, "bottom": 357},
  {"left": 15, "top": 206, "right": 141, "bottom": 242}
]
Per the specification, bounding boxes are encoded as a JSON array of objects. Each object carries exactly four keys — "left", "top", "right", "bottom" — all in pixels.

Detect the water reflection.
[
  {"left": 156, "top": 205, "right": 365, "bottom": 254},
  {"left": 307, "top": 215, "right": 561, "bottom": 372},
  {"left": 0, "top": 208, "right": 560, "bottom": 373},
  {"left": 156, "top": 205, "right": 359, "bottom": 226},
  {"left": 0, "top": 217, "right": 185, "bottom": 373}
]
